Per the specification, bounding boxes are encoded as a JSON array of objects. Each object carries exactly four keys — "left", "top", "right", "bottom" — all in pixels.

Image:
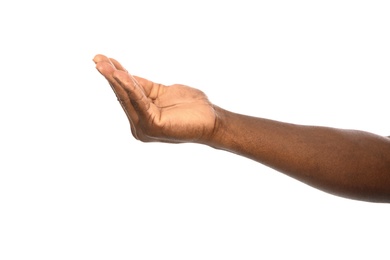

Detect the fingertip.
[
  {"left": 95, "top": 60, "right": 107, "bottom": 71},
  {"left": 95, "top": 62, "right": 104, "bottom": 73},
  {"left": 93, "top": 54, "right": 109, "bottom": 63},
  {"left": 95, "top": 61, "right": 116, "bottom": 76}
]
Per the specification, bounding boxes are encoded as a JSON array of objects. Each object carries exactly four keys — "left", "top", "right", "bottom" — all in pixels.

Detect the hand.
[{"left": 93, "top": 54, "right": 217, "bottom": 143}]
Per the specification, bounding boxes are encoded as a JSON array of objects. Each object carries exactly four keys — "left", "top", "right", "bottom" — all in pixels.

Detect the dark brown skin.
[{"left": 93, "top": 54, "right": 390, "bottom": 203}]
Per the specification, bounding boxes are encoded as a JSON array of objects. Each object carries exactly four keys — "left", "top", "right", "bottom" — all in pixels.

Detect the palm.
[{"left": 145, "top": 84, "right": 216, "bottom": 142}]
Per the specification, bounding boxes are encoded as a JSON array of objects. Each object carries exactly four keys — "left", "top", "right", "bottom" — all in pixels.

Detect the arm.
[
  {"left": 93, "top": 54, "right": 390, "bottom": 203},
  {"left": 210, "top": 107, "right": 390, "bottom": 202}
]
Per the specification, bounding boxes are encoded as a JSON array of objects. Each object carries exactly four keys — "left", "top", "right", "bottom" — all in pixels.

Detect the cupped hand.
[{"left": 93, "top": 54, "right": 217, "bottom": 143}]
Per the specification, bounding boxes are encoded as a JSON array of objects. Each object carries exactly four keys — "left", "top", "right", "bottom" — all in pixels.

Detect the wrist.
[{"left": 204, "top": 105, "right": 233, "bottom": 151}]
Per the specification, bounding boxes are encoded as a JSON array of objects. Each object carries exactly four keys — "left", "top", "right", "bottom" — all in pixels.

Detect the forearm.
[{"left": 208, "top": 106, "right": 390, "bottom": 202}]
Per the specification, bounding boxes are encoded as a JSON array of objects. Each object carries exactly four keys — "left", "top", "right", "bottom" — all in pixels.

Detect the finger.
[
  {"left": 132, "top": 75, "right": 164, "bottom": 100},
  {"left": 93, "top": 54, "right": 110, "bottom": 64},
  {"left": 95, "top": 61, "right": 130, "bottom": 104},
  {"left": 95, "top": 55, "right": 127, "bottom": 74},
  {"left": 94, "top": 56, "right": 141, "bottom": 137},
  {"left": 109, "top": 58, "right": 128, "bottom": 72},
  {"left": 97, "top": 54, "right": 163, "bottom": 99},
  {"left": 113, "top": 70, "right": 157, "bottom": 120},
  {"left": 94, "top": 56, "right": 132, "bottom": 102}
]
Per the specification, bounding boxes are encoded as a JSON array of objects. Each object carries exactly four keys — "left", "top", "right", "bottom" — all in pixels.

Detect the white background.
[{"left": 0, "top": 1, "right": 389, "bottom": 259}]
